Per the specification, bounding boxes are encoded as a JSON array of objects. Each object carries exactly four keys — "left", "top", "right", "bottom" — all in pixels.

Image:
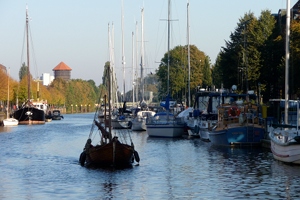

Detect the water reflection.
[{"left": 1, "top": 113, "right": 300, "bottom": 199}]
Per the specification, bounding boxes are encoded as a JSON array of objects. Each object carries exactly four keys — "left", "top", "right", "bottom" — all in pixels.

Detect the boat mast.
[
  {"left": 132, "top": 31, "right": 135, "bottom": 105},
  {"left": 187, "top": 0, "right": 190, "bottom": 107},
  {"left": 141, "top": 7, "right": 145, "bottom": 102},
  {"left": 108, "top": 23, "right": 112, "bottom": 109},
  {"left": 7, "top": 68, "right": 10, "bottom": 118},
  {"left": 285, "top": 0, "right": 290, "bottom": 124},
  {"left": 135, "top": 21, "right": 139, "bottom": 104},
  {"left": 167, "top": 0, "right": 170, "bottom": 96},
  {"left": 121, "top": 0, "right": 126, "bottom": 102},
  {"left": 26, "top": 5, "right": 31, "bottom": 101},
  {"left": 108, "top": 65, "right": 112, "bottom": 140}
]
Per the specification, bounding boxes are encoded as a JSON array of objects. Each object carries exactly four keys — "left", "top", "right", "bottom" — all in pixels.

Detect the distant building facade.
[
  {"left": 53, "top": 61, "right": 72, "bottom": 81},
  {"left": 0, "top": 64, "right": 7, "bottom": 73},
  {"left": 41, "top": 73, "right": 54, "bottom": 86}
]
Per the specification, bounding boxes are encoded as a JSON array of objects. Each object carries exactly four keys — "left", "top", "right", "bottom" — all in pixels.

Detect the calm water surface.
[{"left": 1, "top": 113, "right": 300, "bottom": 199}]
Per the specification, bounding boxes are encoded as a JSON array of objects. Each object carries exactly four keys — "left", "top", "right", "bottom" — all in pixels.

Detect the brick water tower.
[{"left": 53, "top": 62, "right": 72, "bottom": 81}]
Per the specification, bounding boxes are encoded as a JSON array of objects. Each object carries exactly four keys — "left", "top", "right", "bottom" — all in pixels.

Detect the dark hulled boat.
[
  {"left": 84, "top": 135, "right": 135, "bottom": 167},
  {"left": 52, "top": 110, "right": 64, "bottom": 120},
  {"left": 79, "top": 64, "right": 139, "bottom": 168},
  {"left": 13, "top": 104, "right": 45, "bottom": 125},
  {"left": 13, "top": 7, "right": 46, "bottom": 125}
]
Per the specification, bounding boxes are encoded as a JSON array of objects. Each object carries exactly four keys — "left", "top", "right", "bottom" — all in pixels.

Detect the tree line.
[
  {"left": 154, "top": 10, "right": 300, "bottom": 106},
  {"left": 1, "top": 9, "right": 299, "bottom": 111},
  {"left": 0, "top": 66, "right": 100, "bottom": 113}
]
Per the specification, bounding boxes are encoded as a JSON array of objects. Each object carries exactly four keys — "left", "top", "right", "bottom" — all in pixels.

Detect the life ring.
[{"left": 228, "top": 106, "right": 240, "bottom": 117}]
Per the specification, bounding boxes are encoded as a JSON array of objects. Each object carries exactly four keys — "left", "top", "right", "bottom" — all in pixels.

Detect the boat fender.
[
  {"left": 134, "top": 150, "right": 140, "bottom": 163},
  {"left": 128, "top": 121, "right": 132, "bottom": 128},
  {"left": 228, "top": 106, "right": 240, "bottom": 117},
  {"left": 194, "top": 125, "right": 199, "bottom": 134},
  {"left": 79, "top": 151, "right": 86, "bottom": 166}
]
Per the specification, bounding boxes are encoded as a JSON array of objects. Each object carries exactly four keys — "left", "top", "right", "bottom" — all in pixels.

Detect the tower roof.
[{"left": 53, "top": 62, "right": 72, "bottom": 71}]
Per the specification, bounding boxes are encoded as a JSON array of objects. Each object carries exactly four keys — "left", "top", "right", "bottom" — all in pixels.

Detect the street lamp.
[{"left": 71, "top": 104, "right": 73, "bottom": 114}]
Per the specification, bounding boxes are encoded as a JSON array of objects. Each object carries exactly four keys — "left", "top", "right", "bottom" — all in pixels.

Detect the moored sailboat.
[
  {"left": 269, "top": 0, "right": 300, "bottom": 164},
  {"left": 146, "top": 0, "right": 185, "bottom": 138},
  {"left": 13, "top": 6, "right": 46, "bottom": 125},
  {"left": 3, "top": 68, "right": 18, "bottom": 126}
]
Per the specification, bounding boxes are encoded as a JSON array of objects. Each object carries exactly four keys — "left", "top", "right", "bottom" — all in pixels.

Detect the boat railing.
[{"left": 216, "top": 106, "right": 264, "bottom": 130}]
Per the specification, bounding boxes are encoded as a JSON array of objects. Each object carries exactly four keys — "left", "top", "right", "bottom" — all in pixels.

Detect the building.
[
  {"left": 41, "top": 73, "right": 54, "bottom": 86},
  {"left": 53, "top": 61, "right": 72, "bottom": 81},
  {"left": 0, "top": 64, "right": 7, "bottom": 73}
]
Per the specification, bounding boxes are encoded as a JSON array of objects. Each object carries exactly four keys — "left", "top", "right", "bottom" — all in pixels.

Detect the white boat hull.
[
  {"left": 131, "top": 111, "right": 155, "bottom": 131},
  {"left": 269, "top": 128, "right": 300, "bottom": 164},
  {"left": 146, "top": 122, "right": 184, "bottom": 138},
  {"left": 199, "top": 129, "right": 210, "bottom": 141},
  {"left": 270, "top": 141, "right": 300, "bottom": 164},
  {"left": 131, "top": 119, "right": 146, "bottom": 131},
  {"left": 3, "top": 118, "right": 19, "bottom": 126}
]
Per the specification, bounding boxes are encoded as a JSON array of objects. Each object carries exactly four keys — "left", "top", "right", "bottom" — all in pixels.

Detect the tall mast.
[
  {"left": 7, "top": 68, "right": 10, "bottom": 118},
  {"left": 187, "top": 0, "right": 190, "bottom": 107},
  {"left": 132, "top": 31, "right": 135, "bottom": 105},
  {"left": 121, "top": 0, "right": 126, "bottom": 102},
  {"left": 108, "top": 23, "right": 112, "bottom": 108},
  {"left": 112, "top": 23, "right": 118, "bottom": 107},
  {"left": 167, "top": 0, "right": 170, "bottom": 96},
  {"left": 141, "top": 7, "right": 145, "bottom": 101},
  {"left": 26, "top": 5, "right": 30, "bottom": 101},
  {"left": 135, "top": 21, "right": 139, "bottom": 103},
  {"left": 284, "top": 0, "right": 290, "bottom": 124}
]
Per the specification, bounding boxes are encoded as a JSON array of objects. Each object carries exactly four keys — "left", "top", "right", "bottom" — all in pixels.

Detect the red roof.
[{"left": 53, "top": 62, "right": 72, "bottom": 71}]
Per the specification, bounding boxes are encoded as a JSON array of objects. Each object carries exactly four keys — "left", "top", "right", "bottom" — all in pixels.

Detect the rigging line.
[
  {"left": 88, "top": 88, "right": 104, "bottom": 139},
  {"left": 154, "top": 0, "right": 167, "bottom": 62},
  {"left": 28, "top": 23, "right": 39, "bottom": 79},
  {"left": 155, "top": 22, "right": 167, "bottom": 62},
  {"left": 171, "top": 0, "right": 183, "bottom": 47}
]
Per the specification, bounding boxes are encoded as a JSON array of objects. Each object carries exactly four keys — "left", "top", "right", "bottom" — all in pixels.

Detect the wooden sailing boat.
[
  {"left": 3, "top": 68, "right": 19, "bottom": 126},
  {"left": 13, "top": 6, "right": 46, "bottom": 125},
  {"left": 269, "top": 0, "right": 300, "bottom": 164},
  {"left": 79, "top": 58, "right": 139, "bottom": 168}
]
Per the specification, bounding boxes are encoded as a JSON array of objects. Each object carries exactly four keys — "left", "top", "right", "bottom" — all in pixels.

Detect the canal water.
[{"left": 1, "top": 113, "right": 300, "bottom": 199}]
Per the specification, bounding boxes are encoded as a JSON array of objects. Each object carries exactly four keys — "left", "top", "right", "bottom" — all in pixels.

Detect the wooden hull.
[
  {"left": 86, "top": 141, "right": 134, "bottom": 167},
  {"left": 13, "top": 107, "right": 45, "bottom": 125}
]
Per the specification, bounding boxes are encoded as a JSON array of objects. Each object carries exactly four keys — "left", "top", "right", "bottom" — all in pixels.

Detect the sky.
[{"left": 0, "top": 0, "right": 296, "bottom": 93}]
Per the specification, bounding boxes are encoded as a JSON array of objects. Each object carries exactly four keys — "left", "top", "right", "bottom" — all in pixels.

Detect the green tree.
[
  {"left": 216, "top": 10, "right": 277, "bottom": 98},
  {"left": 19, "top": 62, "right": 28, "bottom": 81},
  {"left": 289, "top": 20, "right": 300, "bottom": 98},
  {"left": 156, "top": 45, "right": 206, "bottom": 102},
  {"left": 202, "top": 56, "right": 212, "bottom": 89}
]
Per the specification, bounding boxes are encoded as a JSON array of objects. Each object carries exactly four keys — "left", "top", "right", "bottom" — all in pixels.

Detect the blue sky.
[{"left": 0, "top": 0, "right": 295, "bottom": 92}]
